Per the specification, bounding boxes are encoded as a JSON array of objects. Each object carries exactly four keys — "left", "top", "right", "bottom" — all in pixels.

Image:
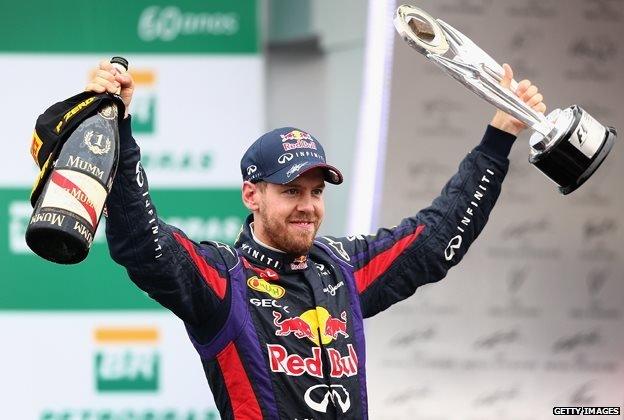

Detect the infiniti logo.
[
  {"left": 446, "top": 168, "right": 494, "bottom": 260},
  {"left": 135, "top": 161, "right": 145, "bottom": 187},
  {"left": 246, "top": 165, "right": 257, "bottom": 175},
  {"left": 444, "top": 235, "right": 462, "bottom": 261},
  {"left": 278, "top": 153, "right": 293, "bottom": 164},
  {"left": 304, "top": 384, "right": 351, "bottom": 413}
]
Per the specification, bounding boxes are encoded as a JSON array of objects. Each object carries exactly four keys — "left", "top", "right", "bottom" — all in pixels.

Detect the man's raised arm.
[{"left": 89, "top": 60, "right": 236, "bottom": 338}]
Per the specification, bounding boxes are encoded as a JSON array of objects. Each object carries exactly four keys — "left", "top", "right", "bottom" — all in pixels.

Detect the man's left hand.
[{"left": 489, "top": 63, "right": 547, "bottom": 136}]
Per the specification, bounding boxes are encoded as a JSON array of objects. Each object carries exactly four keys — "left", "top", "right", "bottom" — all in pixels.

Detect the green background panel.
[
  {"left": 1, "top": 188, "right": 247, "bottom": 310},
  {"left": 0, "top": 0, "right": 258, "bottom": 53}
]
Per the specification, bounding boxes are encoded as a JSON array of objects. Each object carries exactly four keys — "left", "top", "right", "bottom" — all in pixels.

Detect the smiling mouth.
[{"left": 290, "top": 221, "right": 315, "bottom": 228}]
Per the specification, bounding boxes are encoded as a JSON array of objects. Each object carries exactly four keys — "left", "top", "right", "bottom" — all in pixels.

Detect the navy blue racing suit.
[{"left": 106, "top": 117, "right": 516, "bottom": 419}]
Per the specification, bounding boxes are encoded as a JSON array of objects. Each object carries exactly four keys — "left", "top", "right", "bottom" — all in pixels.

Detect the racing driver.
[{"left": 90, "top": 59, "right": 546, "bottom": 419}]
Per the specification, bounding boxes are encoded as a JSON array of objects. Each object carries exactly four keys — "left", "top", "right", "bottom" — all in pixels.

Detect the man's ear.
[{"left": 242, "top": 181, "right": 260, "bottom": 211}]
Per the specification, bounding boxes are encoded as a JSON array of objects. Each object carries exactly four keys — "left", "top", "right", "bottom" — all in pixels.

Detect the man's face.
[{"left": 254, "top": 168, "right": 326, "bottom": 255}]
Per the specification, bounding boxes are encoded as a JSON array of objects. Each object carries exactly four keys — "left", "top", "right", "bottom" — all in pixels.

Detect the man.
[{"left": 91, "top": 59, "right": 545, "bottom": 419}]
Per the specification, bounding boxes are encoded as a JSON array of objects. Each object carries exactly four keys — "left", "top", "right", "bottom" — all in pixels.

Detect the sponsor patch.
[
  {"left": 267, "top": 343, "right": 358, "bottom": 380},
  {"left": 242, "top": 257, "right": 280, "bottom": 280},
  {"left": 247, "top": 276, "right": 285, "bottom": 299},
  {"left": 272, "top": 306, "right": 348, "bottom": 346},
  {"left": 250, "top": 298, "right": 290, "bottom": 313},
  {"left": 280, "top": 130, "right": 317, "bottom": 151},
  {"left": 304, "top": 384, "right": 351, "bottom": 414},
  {"left": 290, "top": 255, "right": 308, "bottom": 270},
  {"left": 280, "top": 129, "right": 313, "bottom": 143},
  {"left": 55, "top": 96, "right": 96, "bottom": 134},
  {"left": 30, "top": 130, "right": 43, "bottom": 163}
]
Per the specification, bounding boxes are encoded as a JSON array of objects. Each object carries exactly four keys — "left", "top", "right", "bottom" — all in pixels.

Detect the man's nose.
[{"left": 296, "top": 193, "right": 315, "bottom": 213}]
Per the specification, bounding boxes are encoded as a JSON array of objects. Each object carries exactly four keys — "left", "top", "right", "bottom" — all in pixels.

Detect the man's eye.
[
  {"left": 284, "top": 189, "right": 298, "bottom": 195},
  {"left": 313, "top": 189, "right": 324, "bottom": 196}
]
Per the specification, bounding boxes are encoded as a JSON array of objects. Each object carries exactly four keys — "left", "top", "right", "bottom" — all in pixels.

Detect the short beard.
[{"left": 258, "top": 210, "right": 317, "bottom": 256}]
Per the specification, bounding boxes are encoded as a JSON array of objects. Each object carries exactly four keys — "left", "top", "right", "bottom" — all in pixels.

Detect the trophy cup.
[{"left": 393, "top": 5, "right": 617, "bottom": 194}]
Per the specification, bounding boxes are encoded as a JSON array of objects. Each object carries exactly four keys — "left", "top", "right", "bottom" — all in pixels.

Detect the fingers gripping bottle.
[{"left": 25, "top": 57, "right": 129, "bottom": 264}]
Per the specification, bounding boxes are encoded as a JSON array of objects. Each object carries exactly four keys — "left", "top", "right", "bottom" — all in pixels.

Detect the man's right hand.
[{"left": 85, "top": 59, "right": 134, "bottom": 119}]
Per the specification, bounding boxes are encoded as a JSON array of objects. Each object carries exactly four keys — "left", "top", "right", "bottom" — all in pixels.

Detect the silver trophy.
[{"left": 394, "top": 5, "right": 617, "bottom": 194}]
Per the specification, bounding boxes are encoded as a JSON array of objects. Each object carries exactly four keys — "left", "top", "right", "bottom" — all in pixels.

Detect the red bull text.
[{"left": 267, "top": 344, "right": 358, "bottom": 379}]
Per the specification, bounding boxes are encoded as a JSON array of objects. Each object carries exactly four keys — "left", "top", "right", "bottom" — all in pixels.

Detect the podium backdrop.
[
  {"left": 366, "top": 0, "right": 624, "bottom": 418},
  {"left": 0, "top": 1, "right": 261, "bottom": 418}
]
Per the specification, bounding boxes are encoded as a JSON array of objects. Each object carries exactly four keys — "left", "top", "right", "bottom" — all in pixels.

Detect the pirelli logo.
[{"left": 30, "top": 130, "right": 43, "bottom": 163}]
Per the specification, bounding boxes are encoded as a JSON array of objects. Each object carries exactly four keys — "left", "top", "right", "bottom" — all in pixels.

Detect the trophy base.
[
  {"left": 557, "top": 128, "right": 616, "bottom": 195},
  {"left": 529, "top": 106, "right": 617, "bottom": 195},
  {"left": 25, "top": 209, "right": 93, "bottom": 265}
]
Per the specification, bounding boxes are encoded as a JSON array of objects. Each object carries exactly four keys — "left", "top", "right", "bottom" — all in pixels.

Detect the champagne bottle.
[{"left": 25, "top": 57, "right": 128, "bottom": 264}]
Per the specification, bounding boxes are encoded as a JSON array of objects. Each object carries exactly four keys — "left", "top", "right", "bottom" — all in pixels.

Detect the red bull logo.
[
  {"left": 273, "top": 311, "right": 314, "bottom": 339},
  {"left": 280, "top": 129, "right": 313, "bottom": 142},
  {"left": 268, "top": 308, "right": 357, "bottom": 379},
  {"left": 290, "top": 255, "right": 308, "bottom": 270},
  {"left": 272, "top": 307, "right": 348, "bottom": 346},
  {"left": 325, "top": 311, "right": 349, "bottom": 339},
  {"left": 327, "top": 344, "right": 358, "bottom": 378},
  {"left": 267, "top": 343, "right": 358, "bottom": 379},
  {"left": 280, "top": 130, "right": 317, "bottom": 152}
]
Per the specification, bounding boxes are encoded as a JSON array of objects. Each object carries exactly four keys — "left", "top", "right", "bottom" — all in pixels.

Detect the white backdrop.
[{"left": 366, "top": 0, "right": 624, "bottom": 419}]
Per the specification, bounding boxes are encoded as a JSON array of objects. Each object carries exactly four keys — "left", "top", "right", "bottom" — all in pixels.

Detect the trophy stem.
[{"left": 432, "top": 54, "right": 555, "bottom": 138}]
